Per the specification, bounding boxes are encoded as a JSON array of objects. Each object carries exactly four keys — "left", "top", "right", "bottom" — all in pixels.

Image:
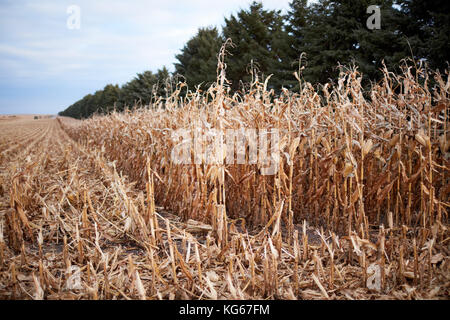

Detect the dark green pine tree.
[
  {"left": 296, "top": 0, "right": 407, "bottom": 85},
  {"left": 174, "top": 27, "right": 223, "bottom": 91},
  {"left": 133, "top": 71, "right": 157, "bottom": 105},
  {"left": 154, "top": 66, "right": 172, "bottom": 97},
  {"left": 293, "top": 0, "right": 338, "bottom": 85},
  {"left": 397, "top": 0, "right": 450, "bottom": 72},
  {"left": 286, "top": 0, "right": 308, "bottom": 45},
  {"left": 286, "top": 0, "right": 309, "bottom": 81},
  {"left": 74, "top": 93, "right": 93, "bottom": 119},
  {"left": 61, "top": 67, "right": 172, "bottom": 118},
  {"left": 119, "top": 78, "right": 143, "bottom": 110},
  {"left": 99, "top": 84, "right": 121, "bottom": 113},
  {"left": 118, "top": 67, "right": 173, "bottom": 110},
  {"left": 353, "top": 1, "right": 409, "bottom": 82},
  {"left": 222, "top": 1, "right": 295, "bottom": 93},
  {"left": 89, "top": 90, "right": 104, "bottom": 116},
  {"left": 80, "top": 95, "right": 92, "bottom": 118}
]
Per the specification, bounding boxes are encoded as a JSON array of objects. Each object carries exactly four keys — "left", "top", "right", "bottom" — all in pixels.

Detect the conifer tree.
[
  {"left": 174, "top": 27, "right": 222, "bottom": 90},
  {"left": 397, "top": 0, "right": 450, "bottom": 71},
  {"left": 223, "top": 1, "right": 295, "bottom": 92},
  {"left": 292, "top": 0, "right": 406, "bottom": 85}
]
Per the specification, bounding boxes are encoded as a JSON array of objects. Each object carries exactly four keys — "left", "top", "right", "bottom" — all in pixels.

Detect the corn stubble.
[{"left": 0, "top": 56, "right": 449, "bottom": 299}]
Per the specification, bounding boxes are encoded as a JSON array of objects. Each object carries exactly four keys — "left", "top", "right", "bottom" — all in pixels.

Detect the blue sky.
[{"left": 0, "top": 0, "right": 293, "bottom": 115}]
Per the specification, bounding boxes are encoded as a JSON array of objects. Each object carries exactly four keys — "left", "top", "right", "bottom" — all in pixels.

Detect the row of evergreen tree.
[
  {"left": 59, "top": 0, "right": 449, "bottom": 119},
  {"left": 59, "top": 68, "right": 172, "bottom": 119}
]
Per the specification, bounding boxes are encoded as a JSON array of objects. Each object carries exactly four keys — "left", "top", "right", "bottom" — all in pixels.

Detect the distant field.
[
  {"left": 0, "top": 66, "right": 448, "bottom": 300},
  {"left": 0, "top": 114, "right": 52, "bottom": 119}
]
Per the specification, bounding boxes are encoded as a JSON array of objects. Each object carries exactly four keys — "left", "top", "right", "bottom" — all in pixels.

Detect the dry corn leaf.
[
  {"left": 362, "top": 139, "right": 373, "bottom": 157},
  {"left": 343, "top": 162, "right": 354, "bottom": 178}
]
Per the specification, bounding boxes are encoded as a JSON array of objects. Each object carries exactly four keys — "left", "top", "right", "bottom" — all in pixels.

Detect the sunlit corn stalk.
[{"left": 166, "top": 219, "right": 178, "bottom": 285}]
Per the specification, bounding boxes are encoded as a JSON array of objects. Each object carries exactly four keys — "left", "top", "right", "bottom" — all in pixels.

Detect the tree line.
[{"left": 59, "top": 0, "right": 449, "bottom": 119}]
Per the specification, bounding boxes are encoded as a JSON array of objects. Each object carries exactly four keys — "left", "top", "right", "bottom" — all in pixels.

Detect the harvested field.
[{"left": 0, "top": 64, "right": 449, "bottom": 300}]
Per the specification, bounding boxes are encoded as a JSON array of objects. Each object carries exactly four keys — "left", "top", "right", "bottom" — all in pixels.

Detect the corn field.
[{"left": 0, "top": 60, "right": 448, "bottom": 299}]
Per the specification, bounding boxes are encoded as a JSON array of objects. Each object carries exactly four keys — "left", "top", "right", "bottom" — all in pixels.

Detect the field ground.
[{"left": 0, "top": 84, "right": 449, "bottom": 300}]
